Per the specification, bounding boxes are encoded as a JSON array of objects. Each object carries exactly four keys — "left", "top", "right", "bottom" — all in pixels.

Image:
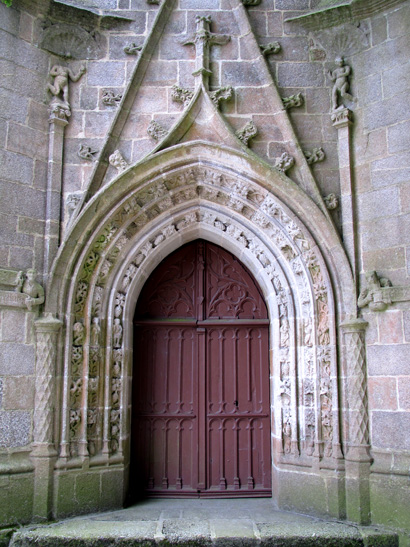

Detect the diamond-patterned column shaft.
[
  {"left": 340, "top": 318, "right": 371, "bottom": 461},
  {"left": 33, "top": 315, "right": 63, "bottom": 446}
]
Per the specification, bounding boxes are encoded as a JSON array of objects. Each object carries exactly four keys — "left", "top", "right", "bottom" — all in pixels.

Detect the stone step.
[{"left": 8, "top": 499, "right": 399, "bottom": 547}]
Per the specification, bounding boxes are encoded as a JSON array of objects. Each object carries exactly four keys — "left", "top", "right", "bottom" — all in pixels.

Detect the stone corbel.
[
  {"left": 358, "top": 271, "right": 409, "bottom": 312},
  {"left": 0, "top": 269, "right": 44, "bottom": 311}
]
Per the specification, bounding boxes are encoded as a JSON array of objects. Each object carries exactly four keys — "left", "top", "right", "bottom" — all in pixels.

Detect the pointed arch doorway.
[{"left": 131, "top": 240, "right": 271, "bottom": 499}]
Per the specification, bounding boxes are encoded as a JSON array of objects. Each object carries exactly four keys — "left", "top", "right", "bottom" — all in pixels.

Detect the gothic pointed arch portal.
[
  {"left": 45, "top": 142, "right": 360, "bottom": 518},
  {"left": 131, "top": 240, "right": 271, "bottom": 498}
]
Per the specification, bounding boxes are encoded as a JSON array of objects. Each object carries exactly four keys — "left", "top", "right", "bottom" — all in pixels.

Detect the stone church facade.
[{"left": 0, "top": 0, "right": 409, "bottom": 540}]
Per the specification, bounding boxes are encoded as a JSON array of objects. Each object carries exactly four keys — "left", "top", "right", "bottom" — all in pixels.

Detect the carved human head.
[{"left": 335, "top": 56, "right": 344, "bottom": 66}]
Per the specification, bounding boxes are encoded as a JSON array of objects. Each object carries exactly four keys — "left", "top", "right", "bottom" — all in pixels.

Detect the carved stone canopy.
[{"left": 40, "top": 23, "right": 103, "bottom": 59}]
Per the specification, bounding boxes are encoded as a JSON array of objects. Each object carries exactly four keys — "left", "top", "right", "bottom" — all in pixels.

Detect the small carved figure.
[
  {"left": 90, "top": 317, "right": 100, "bottom": 347},
  {"left": 358, "top": 271, "right": 392, "bottom": 312},
  {"left": 276, "top": 152, "right": 295, "bottom": 174},
  {"left": 73, "top": 321, "right": 85, "bottom": 346},
  {"left": 78, "top": 144, "right": 98, "bottom": 161},
  {"left": 280, "top": 318, "right": 290, "bottom": 348},
  {"left": 260, "top": 42, "right": 281, "bottom": 56},
  {"left": 324, "top": 193, "right": 339, "bottom": 210},
  {"left": 283, "top": 421, "right": 292, "bottom": 454},
  {"left": 236, "top": 121, "right": 258, "bottom": 146},
  {"left": 16, "top": 269, "right": 45, "bottom": 310},
  {"left": 102, "top": 90, "right": 122, "bottom": 107},
  {"left": 124, "top": 42, "right": 142, "bottom": 55},
  {"left": 282, "top": 93, "right": 304, "bottom": 110},
  {"left": 171, "top": 84, "right": 194, "bottom": 108},
  {"left": 109, "top": 150, "right": 128, "bottom": 173},
  {"left": 304, "top": 319, "right": 314, "bottom": 347},
  {"left": 46, "top": 64, "right": 86, "bottom": 108},
  {"left": 113, "top": 318, "right": 123, "bottom": 348},
  {"left": 328, "top": 57, "right": 354, "bottom": 111},
  {"left": 304, "top": 147, "right": 325, "bottom": 165},
  {"left": 147, "top": 120, "right": 168, "bottom": 142},
  {"left": 209, "top": 86, "right": 233, "bottom": 107},
  {"left": 66, "top": 193, "right": 82, "bottom": 219}
]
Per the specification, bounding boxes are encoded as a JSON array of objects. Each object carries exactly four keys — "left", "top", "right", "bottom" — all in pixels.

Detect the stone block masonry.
[{"left": 0, "top": 0, "right": 409, "bottom": 540}]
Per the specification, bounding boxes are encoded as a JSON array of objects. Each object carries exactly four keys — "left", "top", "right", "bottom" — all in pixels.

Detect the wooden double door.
[{"left": 131, "top": 240, "right": 271, "bottom": 497}]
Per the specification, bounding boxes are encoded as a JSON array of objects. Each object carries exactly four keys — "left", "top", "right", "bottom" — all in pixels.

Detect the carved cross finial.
[{"left": 183, "top": 15, "right": 230, "bottom": 89}]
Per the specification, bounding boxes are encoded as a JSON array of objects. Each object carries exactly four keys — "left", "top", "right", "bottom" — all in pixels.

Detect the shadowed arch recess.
[{"left": 130, "top": 240, "right": 271, "bottom": 498}]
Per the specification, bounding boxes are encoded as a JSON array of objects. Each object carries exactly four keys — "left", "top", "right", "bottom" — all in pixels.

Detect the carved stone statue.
[
  {"left": 16, "top": 269, "right": 45, "bottom": 310},
  {"left": 328, "top": 57, "right": 354, "bottom": 111},
  {"left": 46, "top": 64, "right": 86, "bottom": 108},
  {"left": 73, "top": 321, "right": 85, "bottom": 346},
  {"left": 90, "top": 317, "right": 100, "bottom": 347},
  {"left": 358, "top": 271, "right": 392, "bottom": 312},
  {"left": 113, "top": 318, "right": 123, "bottom": 348}
]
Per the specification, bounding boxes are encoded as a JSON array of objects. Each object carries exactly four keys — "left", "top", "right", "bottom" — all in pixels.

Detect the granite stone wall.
[{"left": 0, "top": 0, "right": 409, "bottom": 538}]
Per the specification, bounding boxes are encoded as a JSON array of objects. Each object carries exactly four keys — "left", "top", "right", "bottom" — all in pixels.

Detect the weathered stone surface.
[
  {"left": 0, "top": 343, "right": 35, "bottom": 375},
  {"left": 0, "top": 410, "right": 31, "bottom": 447},
  {"left": 367, "top": 345, "right": 410, "bottom": 376}
]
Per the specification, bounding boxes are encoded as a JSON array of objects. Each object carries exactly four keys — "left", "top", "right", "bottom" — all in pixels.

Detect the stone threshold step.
[{"left": 9, "top": 521, "right": 398, "bottom": 547}]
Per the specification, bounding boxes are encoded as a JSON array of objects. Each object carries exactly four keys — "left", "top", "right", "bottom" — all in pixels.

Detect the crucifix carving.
[{"left": 183, "top": 16, "right": 230, "bottom": 90}]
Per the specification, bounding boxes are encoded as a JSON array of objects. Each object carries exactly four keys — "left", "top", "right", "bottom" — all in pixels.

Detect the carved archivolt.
[{"left": 55, "top": 162, "right": 340, "bottom": 468}]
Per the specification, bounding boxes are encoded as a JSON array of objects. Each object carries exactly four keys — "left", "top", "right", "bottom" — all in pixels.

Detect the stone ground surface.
[{"left": 7, "top": 498, "right": 399, "bottom": 546}]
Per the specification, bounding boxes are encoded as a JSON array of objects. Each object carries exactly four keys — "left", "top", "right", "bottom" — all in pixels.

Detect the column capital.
[
  {"left": 34, "top": 313, "right": 63, "bottom": 333},
  {"left": 340, "top": 318, "right": 368, "bottom": 333}
]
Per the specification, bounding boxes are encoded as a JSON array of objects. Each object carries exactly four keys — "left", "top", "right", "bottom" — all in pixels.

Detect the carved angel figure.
[
  {"left": 16, "top": 269, "right": 45, "bottom": 310},
  {"left": 328, "top": 57, "right": 354, "bottom": 111},
  {"left": 46, "top": 64, "right": 86, "bottom": 108},
  {"left": 358, "top": 271, "right": 392, "bottom": 312}
]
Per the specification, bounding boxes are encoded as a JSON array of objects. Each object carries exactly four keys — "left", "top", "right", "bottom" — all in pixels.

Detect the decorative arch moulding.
[{"left": 46, "top": 143, "right": 357, "bottom": 472}]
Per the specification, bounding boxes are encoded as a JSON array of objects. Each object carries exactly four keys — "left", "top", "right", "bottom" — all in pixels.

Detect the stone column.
[
  {"left": 43, "top": 101, "right": 70, "bottom": 283},
  {"left": 340, "top": 318, "right": 371, "bottom": 524},
  {"left": 332, "top": 108, "right": 356, "bottom": 281},
  {"left": 31, "top": 314, "right": 63, "bottom": 521}
]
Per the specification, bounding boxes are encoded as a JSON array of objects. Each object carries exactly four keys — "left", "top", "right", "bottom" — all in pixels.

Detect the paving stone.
[
  {"left": 212, "top": 519, "right": 255, "bottom": 539},
  {"left": 162, "top": 518, "right": 211, "bottom": 539}
]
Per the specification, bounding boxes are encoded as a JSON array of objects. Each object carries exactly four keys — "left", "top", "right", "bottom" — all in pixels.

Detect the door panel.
[
  {"left": 131, "top": 241, "right": 271, "bottom": 498},
  {"left": 132, "top": 325, "right": 198, "bottom": 494}
]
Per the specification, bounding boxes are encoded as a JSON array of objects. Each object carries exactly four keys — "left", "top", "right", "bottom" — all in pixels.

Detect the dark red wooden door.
[{"left": 131, "top": 241, "right": 271, "bottom": 497}]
